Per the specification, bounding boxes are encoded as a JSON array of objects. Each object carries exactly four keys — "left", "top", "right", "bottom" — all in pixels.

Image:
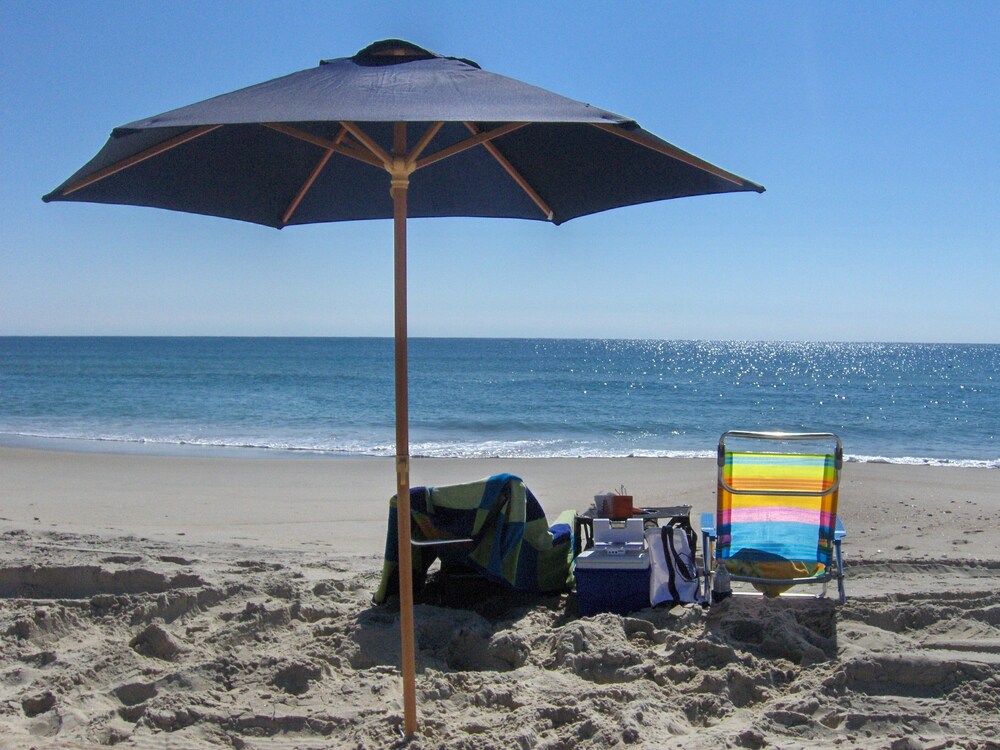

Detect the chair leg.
[
  {"left": 835, "top": 539, "right": 846, "bottom": 604},
  {"left": 701, "top": 531, "right": 713, "bottom": 601}
]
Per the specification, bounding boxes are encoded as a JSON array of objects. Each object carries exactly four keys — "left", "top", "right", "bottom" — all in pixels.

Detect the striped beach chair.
[{"left": 701, "top": 431, "right": 847, "bottom": 603}]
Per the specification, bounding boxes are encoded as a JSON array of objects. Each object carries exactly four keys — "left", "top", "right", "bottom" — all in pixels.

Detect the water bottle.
[{"left": 712, "top": 565, "right": 732, "bottom": 603}]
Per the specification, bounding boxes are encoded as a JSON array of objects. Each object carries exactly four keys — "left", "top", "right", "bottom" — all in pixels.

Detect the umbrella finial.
[
  {"left": 353, "top": 40, "right": 435, "bottom": 64},
  {"left": 349, "top": 39, "right": 481, "bottom": 69}
]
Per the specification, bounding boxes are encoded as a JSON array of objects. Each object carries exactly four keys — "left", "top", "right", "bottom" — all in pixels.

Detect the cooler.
[{"left": 575, "top": 518, "right": 650, "bottom": 616}]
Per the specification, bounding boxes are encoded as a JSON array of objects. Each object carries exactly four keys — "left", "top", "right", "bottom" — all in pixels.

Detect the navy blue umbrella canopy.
[
  {"left": 44, "top": 39, "right": 763, "bottom": 738},
  {"left": 44, "top": 39, "right": 762, "bottom": 227}
]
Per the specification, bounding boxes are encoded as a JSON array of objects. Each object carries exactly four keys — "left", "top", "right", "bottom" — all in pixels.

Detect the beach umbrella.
[{"left": 43, "top": 39, "right": 764, "bottom": 735}]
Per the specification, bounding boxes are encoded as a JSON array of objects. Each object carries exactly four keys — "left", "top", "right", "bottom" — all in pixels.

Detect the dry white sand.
[{"left": 2, "top": 446, "right": 999, "bottom": 748}]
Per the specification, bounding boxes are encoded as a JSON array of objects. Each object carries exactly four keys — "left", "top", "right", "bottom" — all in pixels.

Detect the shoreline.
[{"left": 2, "top": 432, "right": 996, "bottom": 469}]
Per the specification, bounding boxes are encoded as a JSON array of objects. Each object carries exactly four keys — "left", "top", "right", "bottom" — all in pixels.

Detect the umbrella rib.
[
  {"left": 263, "top": 123, "right": 384, "bottom": 169},
  {"left": 406, "top": 122, "right": 444, "bottom": 167},
  {"left": 414, "top": 122, "right": 528, "bottom": 170},
  {"left": 279, "top": 126, "right": 350, "bottom": 226},
  {"left": 339, "top": 123, "right": 393, "bottom": 170},
  {"left": 59, "top": 125, "right": 221, "bottom": 196},
  {"left": 463, "top": 123, "right": 554, "bottom": 221},
  {"left": 280, "top": 148, "right": 334, "bottom": 227},
  {"left": 592, "top": 123, "right": 761, "bottom": 190}
]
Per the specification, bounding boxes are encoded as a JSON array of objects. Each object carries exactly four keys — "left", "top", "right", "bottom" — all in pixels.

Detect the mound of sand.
[{"left": 2, "top": 528, "right": 998, "bottom": 749}]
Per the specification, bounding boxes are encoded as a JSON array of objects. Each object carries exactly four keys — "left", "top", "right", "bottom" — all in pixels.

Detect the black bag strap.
[
  {"left": 660, "top": 523, "right": 698, "bottom": 590},
  {"left": 661, "top": 526, "right": 681, "bottom": 603},
  {"left": 670, "top": 531, "right": 697, "bottom": 582},
  {"left": 664, "top": 515, "right": 697, "bottom": 557}
]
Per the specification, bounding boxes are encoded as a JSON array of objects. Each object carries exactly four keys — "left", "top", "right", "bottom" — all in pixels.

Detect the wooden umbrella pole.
[{"left": 391, "top": 122, "right": 418, "bottom": 737}]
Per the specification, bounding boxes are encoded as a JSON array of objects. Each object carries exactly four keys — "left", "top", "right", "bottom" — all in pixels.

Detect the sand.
[{"left": 1, "top": 445, "right": 998, "bottom": 748}]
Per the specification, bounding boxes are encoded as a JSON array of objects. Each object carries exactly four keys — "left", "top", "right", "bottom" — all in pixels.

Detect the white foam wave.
[
  {"left": 845, "top": 454, "right": 999, "bottom": 470},
  {"left": 2, "top": 431, "right": 996, "bottom": 468}
]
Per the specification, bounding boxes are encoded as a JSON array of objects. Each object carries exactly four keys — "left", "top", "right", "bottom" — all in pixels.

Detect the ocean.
[{"left": 0, "top": 337, "right": 996, "bottom": 468}]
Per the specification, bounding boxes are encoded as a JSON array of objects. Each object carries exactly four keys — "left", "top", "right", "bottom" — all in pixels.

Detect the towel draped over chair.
[{"left": 374, "top": 474, "right": 575, "bottom": 604}]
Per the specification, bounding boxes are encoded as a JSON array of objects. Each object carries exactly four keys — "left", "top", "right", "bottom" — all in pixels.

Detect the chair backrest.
[{"left": 715, "top": 431, "right": 841, "bottom": 566}]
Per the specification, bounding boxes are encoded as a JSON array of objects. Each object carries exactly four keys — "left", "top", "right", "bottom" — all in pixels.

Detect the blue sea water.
[{"left": 0, "top": 337, "right": 996, "bottom": 467}]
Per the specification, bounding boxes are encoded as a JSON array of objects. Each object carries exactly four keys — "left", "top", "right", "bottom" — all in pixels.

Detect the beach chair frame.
[{"left": 701, "top": 431, "right": 847, "bottom": 604}]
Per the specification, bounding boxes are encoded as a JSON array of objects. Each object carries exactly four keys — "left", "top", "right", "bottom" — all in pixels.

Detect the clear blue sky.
[{"left": 2, "top": 2, "right": 997, "bottom": 342}]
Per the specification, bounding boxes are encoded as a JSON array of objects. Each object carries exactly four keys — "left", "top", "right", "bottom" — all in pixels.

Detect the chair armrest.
[
  {"left": 411, "top": 537, "right": 474, "bottom": 547},
  {"left": 700, "top": 512, "right": 717, "bottom": 538},
  {"left": 834, "top": 516, "right": 847, "bottom": 540}
]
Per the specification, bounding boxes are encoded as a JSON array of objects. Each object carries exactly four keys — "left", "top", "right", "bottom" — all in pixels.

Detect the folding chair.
[
  {"left": 701, "top": 431, "right": 847, "bottom": 603},
  {"left": 373, "top": 474, "right": 576, "bottom": 604}
]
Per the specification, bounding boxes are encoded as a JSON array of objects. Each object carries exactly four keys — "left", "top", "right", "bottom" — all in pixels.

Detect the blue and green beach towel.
[{"left": 373, "top": 474, "right": 575, "bottom": 604}]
